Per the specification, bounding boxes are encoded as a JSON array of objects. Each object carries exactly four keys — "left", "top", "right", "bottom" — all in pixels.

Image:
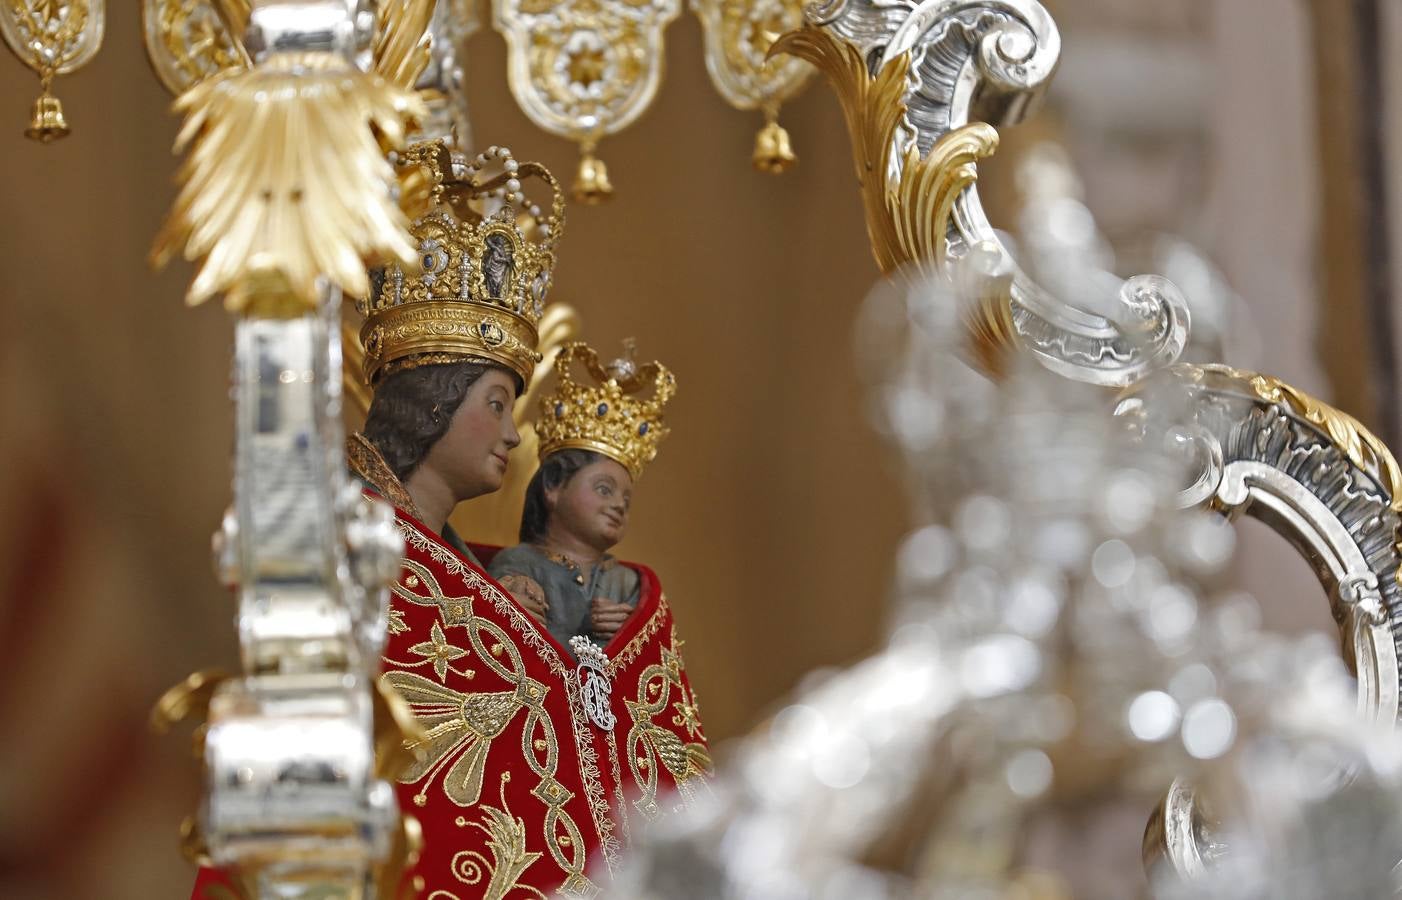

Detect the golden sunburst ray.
[
  {"left": 152, "top": 53, "right": 427, "bottom": 315},
  {"left": 375, "top": 0, "right": 437, "bottom": 90}
]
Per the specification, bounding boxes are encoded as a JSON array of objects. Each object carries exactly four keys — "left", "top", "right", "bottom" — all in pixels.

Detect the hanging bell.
[
  {"left": 573, "top": 145, "right": 614, "bottom": 205},
  {"left": 25, "top": 91, "right": 69, "bottom": 143},
  {"left": 753, "top": 116, "right": 795, "bottom": 174}
]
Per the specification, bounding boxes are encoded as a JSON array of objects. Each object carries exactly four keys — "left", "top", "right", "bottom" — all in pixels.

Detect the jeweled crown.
[
  {"left": 356, "top": 139, "right": 566, "bottom": 386},
  {"left": 536, "top": 341, "right": 675, "bottom": 480}
]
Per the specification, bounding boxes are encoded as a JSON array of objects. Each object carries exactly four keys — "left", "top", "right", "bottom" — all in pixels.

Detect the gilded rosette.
[
  {"left": 535, "top": 341, "right": 675, "bottom": 479},
  {"left": 1, "top": 0, "right": 105, "bottom": 140},
  {"left": 358, "top": 141, "right": 568, "bottom": 387},
  {"left": 493, "top": 0, "right": 681, "bottom": 200},
  {"left": 142, "top": 0, "right": 246, "bottom": 96},
  {"left": 691, "top": 0, "right": 813, "bottom": 171}
]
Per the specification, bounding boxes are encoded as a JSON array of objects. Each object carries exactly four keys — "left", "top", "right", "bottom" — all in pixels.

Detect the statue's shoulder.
[
  {"left": 616, "top": 557, "right": 659, "bottom": 591},
  {"left": 486, "top": 542, "right": 536, "bottom": 571}
]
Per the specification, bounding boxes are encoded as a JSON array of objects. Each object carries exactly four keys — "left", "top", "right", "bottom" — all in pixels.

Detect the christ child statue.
[{"left": 488, "top": 340, "right": 675, "bottom": 655}]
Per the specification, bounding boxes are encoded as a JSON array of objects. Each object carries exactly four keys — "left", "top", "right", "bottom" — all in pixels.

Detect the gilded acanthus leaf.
[
  {"left": 772, "top": 25, "right": 1011, "bottom": 366},
  {"left": 771, "top": 26, "right": 998, "bottom": 273}
]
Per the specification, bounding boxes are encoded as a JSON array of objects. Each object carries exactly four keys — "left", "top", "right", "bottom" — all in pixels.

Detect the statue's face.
[
  {"left": 547, "top": 457, "right": 634, "bottom": 552},
  {"left": 420, "top": 367, "right": 521, "bottom": 499}
]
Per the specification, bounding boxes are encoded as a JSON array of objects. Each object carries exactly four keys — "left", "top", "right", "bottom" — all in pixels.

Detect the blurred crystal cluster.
[
  {"left": 605, "top": 264, "right": 1402, "bottom": 899},
  {"left": 1013, "top": 141, "right": 1247, "bottom": 366}
]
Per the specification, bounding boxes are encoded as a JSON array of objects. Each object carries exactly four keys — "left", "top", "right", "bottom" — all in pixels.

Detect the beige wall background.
[{"left": 0, "top": 2, "right": 1392, "bottom": 897}]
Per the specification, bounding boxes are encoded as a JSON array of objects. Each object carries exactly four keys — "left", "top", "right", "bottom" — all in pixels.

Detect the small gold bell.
[
  {"left": 26, "top": 91, "right": 69, "bottom": 143},
  {"left": 573, "top": 148, "right": 614, "bottom": 205},
  {"left": 753, "top": 118, "right": 796, "bottom": 174}
]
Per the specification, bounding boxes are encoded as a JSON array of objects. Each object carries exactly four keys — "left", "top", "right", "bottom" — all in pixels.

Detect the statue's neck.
[
  {"left": 404, "top": 466, "right": 455, "bottom": 535},
  {"left": 537, "top": 526, "right": 607, "bottom": 567}
]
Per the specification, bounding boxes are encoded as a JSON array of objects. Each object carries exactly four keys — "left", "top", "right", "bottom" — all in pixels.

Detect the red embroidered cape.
[{"left": 192, "top": 502, "right": 710, "bottom": 898}]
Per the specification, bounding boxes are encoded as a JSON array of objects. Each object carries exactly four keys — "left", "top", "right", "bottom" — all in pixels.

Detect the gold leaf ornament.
[
  {"left": 1193, "top": 364, "right": 1402, "bottom": 512},
  {"left": 771, "top": 26, "right": 999, "bottom": 272},
  {"left": 692, "top": 0, "right": 813, "bottom": 172},
  {"left": 0, "top": 0, "right": 105, "bottom": 141},
  {"left": 494, "top": 0, "right": 681, "bottom": 202}
]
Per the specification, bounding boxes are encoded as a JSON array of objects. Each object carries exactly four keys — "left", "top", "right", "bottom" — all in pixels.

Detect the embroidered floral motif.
[
  {"left": 396, "top": 520, "right": 619, "bottom": 872},
  {"left": 388, "top": 607, "right": 410, "bottom": 635},
  {"left": 671, "top": 684, "right": 704, "bottom": 740},
  {"left": 443, "top": 773, "right": 546, "bottom": 900},
  {"left": 409, "top": 621, "right": 471, "bottom": 682}
]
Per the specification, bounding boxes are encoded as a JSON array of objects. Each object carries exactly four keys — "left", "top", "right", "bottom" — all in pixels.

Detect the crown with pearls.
[
  {"left": 569, "top": 636, "right": 611, "bottom": 672},
  {"left": 356, "top": 140, "right": 565, "bottom": 386},
  {"left": 536, "top": 341, "right": 676, "bottom": 480}
]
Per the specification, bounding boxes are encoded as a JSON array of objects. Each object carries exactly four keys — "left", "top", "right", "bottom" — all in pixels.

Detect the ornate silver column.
[{"left": 148, "top": 2, "right": 432, "bottom": 896}]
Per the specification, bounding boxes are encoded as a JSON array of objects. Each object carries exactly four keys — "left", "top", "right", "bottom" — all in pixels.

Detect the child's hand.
[
  {"left": 590, "top": 598, "right": 633, "bottom": 641},
  {"left": 500, "top": 574, "right": 549, "bottom": 625}
]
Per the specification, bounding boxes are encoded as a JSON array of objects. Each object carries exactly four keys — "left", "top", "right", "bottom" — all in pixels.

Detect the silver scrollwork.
[{"left": 803, "top": 0, "right": 1190, "bottom": 386}]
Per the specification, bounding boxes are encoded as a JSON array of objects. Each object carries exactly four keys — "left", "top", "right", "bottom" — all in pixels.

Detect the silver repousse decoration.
[{"left": 796, "top": 0, "right": 1191, "bottom": 387}]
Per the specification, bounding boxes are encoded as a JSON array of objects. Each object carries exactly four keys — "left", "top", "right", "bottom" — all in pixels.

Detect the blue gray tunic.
[{"left": 487, "top": 543, "right": 640, "bottom": 654}]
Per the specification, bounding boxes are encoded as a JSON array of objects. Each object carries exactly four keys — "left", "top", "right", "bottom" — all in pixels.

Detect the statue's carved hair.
[
  {"left": 364, "top": 360, "right": 495, "bottom": 483},
  {"left": 519, "top": 448, "right": 606, "bottom": 544}
]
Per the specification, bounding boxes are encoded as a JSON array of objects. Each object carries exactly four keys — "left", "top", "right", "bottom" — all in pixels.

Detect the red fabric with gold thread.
[
  {"left": 590, "top": 563, "right": 713, "bottom": 831},
  {"left": 192, "top": 503, "right": 709, "bottom": 898}
]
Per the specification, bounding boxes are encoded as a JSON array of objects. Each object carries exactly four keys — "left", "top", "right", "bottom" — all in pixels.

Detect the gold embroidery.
[
  {"left": 623, "top": 627, "right": 713, "bottom": 819},
  {"left": 390, "top": 520, "right": 604, "bottom": 888},
  {"left": 388, "top": 607, "right": 410, "bottom": 635},
  {"left": 443, "top": 773, "right": 546, "bottom": 900},
  {"left": 348, "top": 432, "right": 423, "bottom": 519},
  {"left": 604, "top": 711, "right": 632, "bottom": 847},
  {"left": 671, "top": 685, "right": 704, "bottom": 740},
  {"left": 408, "top": 621, "right": 471, "bottom": 681},
  {"left": 382, "top": 670, "right": 540, "bottom": 808},
  {"left": 606, "top": 593, "right": 670, "bottom": 674},
  {"left": 397, "top": 520, "right": 620, "bottom": 870}
]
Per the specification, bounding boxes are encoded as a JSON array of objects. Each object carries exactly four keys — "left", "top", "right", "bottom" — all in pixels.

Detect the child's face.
[{"left": 549, "top": 457, "right": 634, "bottom": 551}]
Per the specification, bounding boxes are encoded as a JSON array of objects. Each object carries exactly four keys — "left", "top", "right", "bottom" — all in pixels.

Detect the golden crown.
[
  {"left": 536, "top": 341, "right": 676, "bottom": 480},
  {"left": 357, "top": 139, "right": 566, "bottom": 386}
]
